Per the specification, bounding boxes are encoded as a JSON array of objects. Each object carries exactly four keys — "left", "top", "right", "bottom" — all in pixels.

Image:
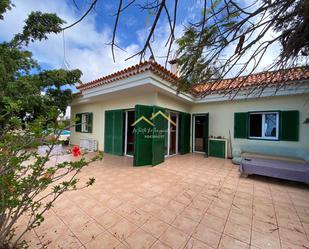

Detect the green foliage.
[
  {"left": 272, "top": 0, "right": 309, "bottom": 60},
  {"left": 176, "top": 0, "right": 238, "bottom": 89},
  {"left": 0, "top": 0, "right": 13, "bottom": 20},
  {"left": 11, "top": 11, "right": 65, "bottom": 47},
  {"left": 0, "top": 4, "right": 101, "bottom": 249}
]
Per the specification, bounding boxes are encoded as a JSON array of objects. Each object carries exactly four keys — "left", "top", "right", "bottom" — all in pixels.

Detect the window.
[
  {"left": 81, "top": 113, "right": 88, "bottom": 132},
  {"left": 249, "top": 112, "right": 279, "bottom": 140},
  {"left": 75, "top": 112, "right": 93, "bottom": 133}
]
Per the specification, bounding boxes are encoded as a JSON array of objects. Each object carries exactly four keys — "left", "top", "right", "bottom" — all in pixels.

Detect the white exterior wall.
[
  {"left": 70, "top": 92, "right": 157, "bottom": 151},
  {"left": 70, "top": 91, "right": 191, "bottom": 151},
  {"left": 191, "top": 93, "right": 309, "bottom": 156}
]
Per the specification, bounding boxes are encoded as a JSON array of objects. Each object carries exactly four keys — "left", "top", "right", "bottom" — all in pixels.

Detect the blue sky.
[
  {"left": 0, "top": 0, "right": 204, "bottom": 83},
  {"left": 0, "top": 0, "right": 279, "bottom": 86}
]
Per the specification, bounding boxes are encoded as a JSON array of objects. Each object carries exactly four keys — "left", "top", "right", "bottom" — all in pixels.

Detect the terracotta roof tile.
[
  {"left": 76, "top": 61, "right": 309, "bottom": 96},
  {"left": 76, "top": 61, "right": 179, "bottom": 91},
  {"left": 193, "top": 67, "right": 309, "bottom": 96}
]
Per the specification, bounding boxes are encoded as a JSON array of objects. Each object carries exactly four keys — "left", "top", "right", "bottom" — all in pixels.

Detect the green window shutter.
[
  {"left": 75, "top": 113, "right": 82, "bottom": 132},
  {"left": 104, "top": 111, "right": 114, "bottom": 154},
  {"left": 134, "top": 105, "right": 153, "bottom": 166},
  {"left": 178, "top": 112, "right": 191, "bottom": 154},
  {"left": 152, "top": 106, "right": 166, "bottom": 166},
  {"left": 104, "top": 110, "right": 124, "bottom": 155},
  {"left": 280, "top": 110, "right": 299, "bottom": 141},
  {"left": 113, "top": 110, "right": 124, "bottom": 156},
  {"left": 234, "top": 112, "right": 248, "bottom": 138},
  {"left": 87, "top": 113, "right": 93, "bottom": 133}
]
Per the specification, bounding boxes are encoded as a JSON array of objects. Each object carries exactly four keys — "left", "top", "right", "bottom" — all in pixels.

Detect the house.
[{"left": 70, "top": 61, "right": 309, "bottom": 166}]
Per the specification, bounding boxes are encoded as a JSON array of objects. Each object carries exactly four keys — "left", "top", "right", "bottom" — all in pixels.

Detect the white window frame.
[
  {"left": 249, "top": 112, "right": 279, "bottom": 140},
  {"left": 165, "top": 111, "right": 178, "bottom": 157},
  {"left": 124, "top": 109, "right": 134, "bottom": 157},
  {"left": 81, "top": 113, "right": 88, "bottom": 133}
]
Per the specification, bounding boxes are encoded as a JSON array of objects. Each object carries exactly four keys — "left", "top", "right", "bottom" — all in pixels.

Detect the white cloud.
[{"left": 0, "top": 0, "right": 141, "bottom": 85}]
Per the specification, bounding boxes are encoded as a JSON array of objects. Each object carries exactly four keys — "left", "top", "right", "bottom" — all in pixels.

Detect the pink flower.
[{"left": 72, "top": 146, "right": 81, "bottom": 157}]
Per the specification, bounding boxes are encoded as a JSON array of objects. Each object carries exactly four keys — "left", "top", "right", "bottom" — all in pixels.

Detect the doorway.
[
  {"left": 193, "top": 114, "right": 209, "bottom": 154},
  {"left": 124, "top": 110, "right": 135, "bottom": 156},
  {"left": 165, "top": 111, "right": 178, "bottom": 156}
]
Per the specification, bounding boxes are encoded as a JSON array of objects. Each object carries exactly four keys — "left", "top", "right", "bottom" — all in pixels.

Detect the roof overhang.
[
  {"left": 72, "top": 71, "right": 309, "bottom": 106},
  {"left": 71, "top": 71, "right": 194, "bottom": 106}
]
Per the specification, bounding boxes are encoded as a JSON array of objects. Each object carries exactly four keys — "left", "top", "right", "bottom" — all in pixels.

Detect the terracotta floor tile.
[
  {"left": 95, "top": 210, "right": 122, "bottom": 229},
  {"left": 251, "top": 229, "right": 281, "bottom": 249},
  {"left": 281, "top": 239, "right": 309, "bottom": 249},
  {"left": 166, "top": 200, "right": 186, "bottom": 214},
  {"left": 154, "top": 208, "right": 177, "bottom": 224},
  {"left": 126, "top": 209, "right": 151, "bottom": 226},
  {"left": 40, "top": 226, "right": 82, "bottom": 249},
  {"left": 171, "top": 215, "right": 199, "bottom": 235},
  {"left": 109, "top": 218, "right": 139, "bottom": 242},
  {"left": 114, "top": 203, "right": 137, "bottom": 217},
  {"left": 70, "top": 220, "right": 104, "bottom": 244},
  {"left": 84, "top": 232, "right": 121, "bottom": 249},
  {"left": 159, "top": 226, "right": 189, "bottom": 249},
  {"left": 126, "top": 228, "right": 157, "bottom": 249},
  {"left": 279, "top": 226, "right": 309, "bottom": 246},
  {"left": 218, "top": 234, "right": 250, "bottom": 249},
  {"left": 17, "top": 154, "right": 309, "bottom": 249},
  {"left": 184, "top": 237, "right": 215, "bottom": 249},
  {"left": 192, "top": 223, "right": 221, "bottom": 248},
  {"left": 224, "top": 220, "right": 251, "bottom": 244},
  {"left": 181, "top": 206, "right": 204, "bottom": 222},
  {"left": 201, "top": 213, "right": 226, "bottom": 233},
  {"left": 252, "top": 218, "right": 278, "bottom": 234},
  {"left": 141, "top": 217, "right": 169, "bottom": 238},
  {"left": 150, "top": 240, "right": 172, "bottom": 249}
]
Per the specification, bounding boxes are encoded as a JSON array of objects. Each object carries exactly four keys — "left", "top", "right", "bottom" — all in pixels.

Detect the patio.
[{"left": 21, "top": 153, "right": 309, "bottom": 249}]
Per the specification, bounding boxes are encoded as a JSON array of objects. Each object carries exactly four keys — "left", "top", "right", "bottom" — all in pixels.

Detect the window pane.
[
  {"left": 264, "top": 113, "right": 277, "bottom": 137},
  {"left": 82, "top": 114, "right": 88, "bottom": 132},
  {"left": 249, "top": 114, "right": 262, "bottom": 137}
]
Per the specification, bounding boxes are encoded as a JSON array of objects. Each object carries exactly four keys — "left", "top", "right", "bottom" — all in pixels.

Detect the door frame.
[
  {"left": 192, "top": 113, "right": 209, "bottom": 154},
  {"left": 124, "top": 109, "right": 135, "bottom": 157},
  {"left": 165, "top": 111, "right": 179, "bottom": 157}
]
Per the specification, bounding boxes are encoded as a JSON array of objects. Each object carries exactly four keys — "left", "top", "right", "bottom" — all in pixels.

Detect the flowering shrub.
[
  {"left": 72, "top": 145, "right": 81, "bottom": 157},
  {"left": 0, "top": 118, "right": 103, "bottom": 248}
]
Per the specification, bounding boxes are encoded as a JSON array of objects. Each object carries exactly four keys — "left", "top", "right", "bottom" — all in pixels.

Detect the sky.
[{"left": 0, "top": 0, "right": 280, "bottom": 87}]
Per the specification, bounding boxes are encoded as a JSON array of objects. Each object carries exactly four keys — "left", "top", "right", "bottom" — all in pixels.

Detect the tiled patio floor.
[{"left": 20, "top": 154, "right": 309, "bottom": 249}]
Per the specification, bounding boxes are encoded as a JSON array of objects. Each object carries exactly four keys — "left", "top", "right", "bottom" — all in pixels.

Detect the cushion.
[{"left": 241, "top": 152, "right": 306, "bottom": 164}]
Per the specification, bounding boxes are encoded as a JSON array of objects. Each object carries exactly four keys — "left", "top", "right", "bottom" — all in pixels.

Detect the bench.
[
  {"left": 240, "top": 157, "right": 309, "bottom": 184},
  {"left": 232, "top": 144, "right": 309, "bottom": 184}
]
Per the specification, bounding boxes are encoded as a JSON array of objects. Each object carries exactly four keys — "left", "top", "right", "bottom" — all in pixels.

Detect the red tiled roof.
[
  {"left": 76, "top": 61, "right": 179, "bottom": 91},
  {"left": 76, "top": 61, "right": 309, "bottom": 96},
  {"left": 192, "top": 67, "right": 309, "bottom": 95}
]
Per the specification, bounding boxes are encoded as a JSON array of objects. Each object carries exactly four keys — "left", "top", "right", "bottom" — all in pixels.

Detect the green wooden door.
[
  {"left": 152, "top": 106, "right": 167, "bottom": 166},
  {"left": 178, "top": 112, "right": 191, "bottom": 154},
  {"left": 134, "top": 105, "right": 154, "bottom": 166},
  {"left": 203, "top": 114, "right": 209, "bottom": 155},
  {"left": 104, "top": 110, "right": 124, "bottom": 155}
]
